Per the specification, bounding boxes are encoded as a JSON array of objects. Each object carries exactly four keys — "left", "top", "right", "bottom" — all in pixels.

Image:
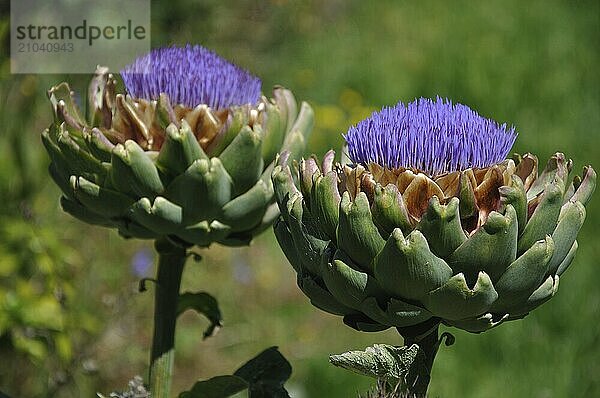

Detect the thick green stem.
[
  {"left": 150, "top": 239, "right": 187, "bottom": 398},
  {"left": 403, "top": 326, "right": 440, "bottom": 397}
]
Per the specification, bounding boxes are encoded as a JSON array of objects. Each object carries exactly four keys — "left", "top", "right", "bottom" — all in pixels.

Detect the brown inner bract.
[
  {"left": 87, "top": 72, "right": 263, "bottom": 152},
  {"left": 337, "top": 156, "right": 537, "bottom": 234}
]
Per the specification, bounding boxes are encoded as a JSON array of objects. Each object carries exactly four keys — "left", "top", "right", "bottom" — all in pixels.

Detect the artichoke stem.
[
  {"left": 401, "top": 326, "right": 440, "bottom": 397},
  {"left": 149, "top": 238, "right": 187, "bottom": 398}
]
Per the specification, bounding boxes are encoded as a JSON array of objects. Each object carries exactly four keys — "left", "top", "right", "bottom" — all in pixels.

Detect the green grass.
[{"left": 1, "top": 0, "right": 599, "bottom": 396}]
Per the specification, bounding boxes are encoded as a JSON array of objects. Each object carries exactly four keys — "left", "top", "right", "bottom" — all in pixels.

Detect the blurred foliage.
[
  {"left": 0, "top": 23, "right": 103, "bottom": 396},
  {"left": 1, "top": 0, "right": 599, "bottom": 397}
]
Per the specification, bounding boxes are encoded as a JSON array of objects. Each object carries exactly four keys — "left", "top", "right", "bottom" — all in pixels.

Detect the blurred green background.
[{"left": 1, "top": 0, "right": 598, "bottom": 397}]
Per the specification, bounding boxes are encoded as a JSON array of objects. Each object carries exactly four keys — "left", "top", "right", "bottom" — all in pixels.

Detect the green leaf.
[
  {"left": 234, "top": 347, "right": 292, "bottom": 398},
  {"left": 371, "top": 183, "right": 413, "bottom": 238},
  {"left": 499, "top": 175, "right": 528, "bottom": 235},
  {"left": 42, "top": 128, "right": 74, "bottom": 189},
  {"left": 417, "top": 197, "right": 467, "bottom": 258},
  {"left": 360, "top": 297, "right": 432, "bottom": 329},
  {"left": 71, "top": 176, "right": 135, "bottom": 218},
  {"left": 157, "top": 121, "right": 207, "bottom": 176},
  {"left": 47, "top": 162, "right": 75, "bottom": 200},
  {"left": 297, "top": 275, "right": 355, "bottom": 316},
  {"left": 569, "top": 166, "right": 596, "bottom": 206},
  {"left": 0, "top": 388, "right": 14, "bottom": 398},
  {"left": 286, "top": 101, "right": 314, "bottom": 140},
  {"left": 343, "top": 314, "right": 390, "bottom": 332},
  {"left": 110, "top": 140, "right": 165, "bottom": 198},
  {"left": 273, "top": 87, "right": 298, "bottom": 130},
  {"left": 273, "top": 219, "right": 304, "bottom": 274},
  {"left": 56, "top": 127, "right": 106, "bottom": 177},
  {"left": 527, "top": 153, "right": 571, "bottom": 200},
  {"left": 337, "top": 191, "right": 385, "bottom": 272},
  {"left": 284, "top": 194, "right": 329, "bottom": 277},
  {"left": 177, "top": 292, "right": 223, "bottom": 339},
  {"left": 60, "top": 196, "right": 115, "bottom": 227},
  {"left": 280, "top": 129, "right": 306, "bottom": 164},
  {"left": 219, "top": 125, "right": 264, "bottom": 196},
  {"left": 510, "top": 275, "right": 560, "bottom": 318},
  {"left": 179, "top": 375, "right": 248, "bottom": 398},
  {"left": 261, "top": 102, "right": 286, "bottom": 164},
  {"left": 425, "top": 271, "right": 498, "bottom": 320},
  {"left": 374, "top": 229, "right": 452, "bottom": 301},
  {"left": 518, "top": 182, "right": 563, "bottom": 255},
  {"left": 221, "top": 180, "right": 271, "bottom": 232},
  {"left": 321, "top": 259, "right": 381, "bottom": 310},
  {"left": 557, "top": 241, "right": 578, "bottom": 276},
  {"left": 116, "top": 219, "right": 158, "bottom": 240},
  {"left": 448, "top": 205, "right": 518, "bottom": 284},
  {"left": 547, "top": 201, "right": 585, "bottom": 274},
  {"left": 271, "top": 158, "right": 299, "bottom": 223},
  {"left": 342, "top": 313, "right": 390, "bottom": 333},
  {"left": 129, "top": 197, "right": 183, "bottom": 235},
  {"left": 445, "top": 313, "right": 508, "bottom": 333},
  {"left": 329, "top": 343, "right": 426, "bottom": 387},
  {"left": 491, "top": 236, "right": 554, "bottom": 312},
  {"left": 309, "top": 171, "right": 341, "bottom": 241},
  {"left": 207, "top": 106, "right": 249, "bottom": 157},
  {"left": 245, "top": 203, "right": 280, "bottom": 238},
  {"left": 177, "top": 220, "right": 231, "bottom": 247},
  {"left": 85, "top": 128, "right": 115, "bottom": 162},
  {"left": 164, "top": 158, "right": 232, "bottom": 223}
]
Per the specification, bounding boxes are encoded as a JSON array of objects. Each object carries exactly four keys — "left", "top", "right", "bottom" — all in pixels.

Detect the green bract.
[
  {"left": 272, "top": 150, "right": 595, "bottom": 335},
  {"left": 42, "top": 70, "right": 313, "bottom": 247}
]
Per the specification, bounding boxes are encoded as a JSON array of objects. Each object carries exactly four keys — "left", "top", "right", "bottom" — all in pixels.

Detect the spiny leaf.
[
  {"left": 177, "top": 292, "right": 222, "bottom": 339},
  {"left": 178, "top": 375, "right": 248, "bottom": 398},
  {"left": 329, "top": 343, "right": 425, "bottom": 386},
  {"left": 234, "top": 347, "right": 292, "bottom": 398}
]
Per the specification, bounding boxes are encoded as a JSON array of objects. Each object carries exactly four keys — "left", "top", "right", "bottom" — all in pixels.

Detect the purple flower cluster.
[
  {"left": 344, "top": 97, "right": 517, "bottom": 176},
  {"left": 121, "top": 45, "right": 262, "bottom": 109}
]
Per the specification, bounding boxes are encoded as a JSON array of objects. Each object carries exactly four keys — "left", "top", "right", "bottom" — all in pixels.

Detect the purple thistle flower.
[
  {"left": 344, "top": 97, "right": 517, "bottom": 176},
  {"left": 120, "top": 45, "right": 262, "bottom": 109}
]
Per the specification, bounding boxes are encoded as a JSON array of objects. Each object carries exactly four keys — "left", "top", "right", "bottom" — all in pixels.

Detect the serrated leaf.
[
  {"left": 177, "top": 292, "right": 223, "bottom": 339},
  {"left": 329, "top": 343, "right": 426, "bottom": 386},
  {"left": 234, "top": 347, "right": 292, "bottom": 398},
  {"left": 179, "top": 375, "right": 248, "bottom": 398}
]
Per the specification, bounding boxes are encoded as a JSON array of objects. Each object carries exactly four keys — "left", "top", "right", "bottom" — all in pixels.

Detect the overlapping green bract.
[
  {"left": 42, "top": 74, "right": 313, "bottom": 247},
  {"left": 272, "top": 150, "right": 595, "bottom": 335}
]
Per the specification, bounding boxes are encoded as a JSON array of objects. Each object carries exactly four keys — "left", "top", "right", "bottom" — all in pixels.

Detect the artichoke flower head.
[
  {"left": 43, "top": 45, "right": 313, "bottom": 247},
  {"left": 273, "top": 97, "right": 595, "bottom": 336}
]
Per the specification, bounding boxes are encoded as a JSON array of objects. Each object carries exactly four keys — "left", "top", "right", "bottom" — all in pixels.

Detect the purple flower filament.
[
  {"left": 120, "top": 45, "right": 262, "bottom": 109},
  {"left": 344, "top": 97, "right": 517, "bottom": 177}
]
